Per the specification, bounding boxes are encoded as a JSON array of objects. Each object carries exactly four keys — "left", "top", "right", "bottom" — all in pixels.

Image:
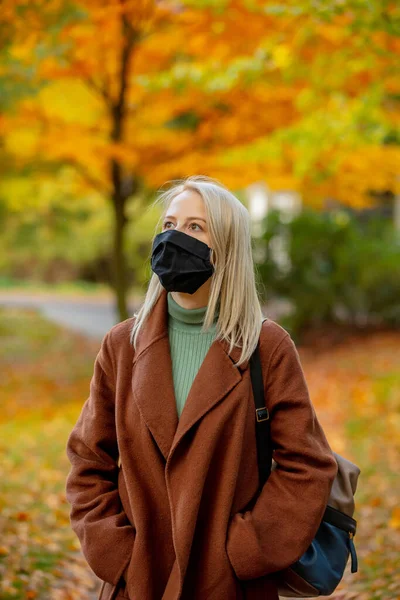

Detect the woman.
[{"left": 65, "top": 175, "right": 338, "bottom": 600}]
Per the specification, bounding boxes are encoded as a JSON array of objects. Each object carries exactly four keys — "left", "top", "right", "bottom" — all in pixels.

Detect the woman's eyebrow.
[{"left": 164, "top": 216, "right": 207, "bottom": 223}]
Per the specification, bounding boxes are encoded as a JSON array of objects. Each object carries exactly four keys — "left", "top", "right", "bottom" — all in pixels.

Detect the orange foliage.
[{"left": 1, "top": 0, "right": 399, "bottom": 204}]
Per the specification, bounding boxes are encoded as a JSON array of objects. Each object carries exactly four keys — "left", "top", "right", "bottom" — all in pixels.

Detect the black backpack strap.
[{"left": 249, "top": 333, "right": 273, "bottom": 492}]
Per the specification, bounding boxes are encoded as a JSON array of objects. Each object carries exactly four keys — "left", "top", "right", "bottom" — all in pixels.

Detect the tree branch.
[
  {"left": 66, "top": 159, "right": 110, "bottom": 195},
  {"left": 86, "top": 76, "right": 113, "bottom": 107}
]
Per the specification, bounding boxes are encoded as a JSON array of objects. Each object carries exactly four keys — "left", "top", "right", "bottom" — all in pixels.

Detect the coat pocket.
[
  {"left": 241, "top": 576, "right": 279, "bottom": 600},
  {"left": 98, "top": 578, "right": 130, "bottom": 600}
]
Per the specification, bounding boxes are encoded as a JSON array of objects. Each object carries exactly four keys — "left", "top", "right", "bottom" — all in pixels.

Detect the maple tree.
[{"left": 1, "top": 0, "right": 399, "bottom": 318}]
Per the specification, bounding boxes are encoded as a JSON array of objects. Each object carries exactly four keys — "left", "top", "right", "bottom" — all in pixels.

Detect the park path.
[
  {"left": 0, "top": 290, "right": 140, "bottom": 340},
  {"left": 0, "top": 290, "right": 288, "bottom": 340}
]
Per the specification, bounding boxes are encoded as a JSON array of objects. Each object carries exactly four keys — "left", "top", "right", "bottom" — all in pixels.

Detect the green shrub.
[{"left": 255, "top": 207, "right": 400, "bottom": 338}]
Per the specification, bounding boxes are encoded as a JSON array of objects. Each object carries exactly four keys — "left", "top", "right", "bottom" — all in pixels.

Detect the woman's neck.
[{"left": 170, "top": 279, "right": 211, "bottom": 309}]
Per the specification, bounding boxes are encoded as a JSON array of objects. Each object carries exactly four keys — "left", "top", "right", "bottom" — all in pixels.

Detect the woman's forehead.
[{"left": 166, "top": 190, "right": 206, "bottom": 217}]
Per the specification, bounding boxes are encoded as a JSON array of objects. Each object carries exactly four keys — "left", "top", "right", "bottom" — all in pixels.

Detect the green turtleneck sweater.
[{"left": 167, "top": 292, "right": 219, "bottom": 419}]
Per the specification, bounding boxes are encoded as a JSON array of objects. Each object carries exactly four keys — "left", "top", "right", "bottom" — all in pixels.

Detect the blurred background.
[{"left": 0, "top": 1, "right": 399, "bottom": 598}]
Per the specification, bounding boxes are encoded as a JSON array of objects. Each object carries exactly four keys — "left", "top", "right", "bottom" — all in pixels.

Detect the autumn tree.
[{"left": 1, "top": 0, "right": 399, "bottom": 318}]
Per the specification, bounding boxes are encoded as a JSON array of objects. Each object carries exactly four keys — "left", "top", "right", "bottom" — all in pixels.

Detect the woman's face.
[{"left": 161, "top": 190, "right": 212, "bottom": 249}]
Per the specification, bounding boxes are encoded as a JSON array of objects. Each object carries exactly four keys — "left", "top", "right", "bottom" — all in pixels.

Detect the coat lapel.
[
  {"left": 171, "top": 338, "right": 242, "bottom": 457},
  {"left": 131, "top": 288, "right": 249, "bottom": 462}
]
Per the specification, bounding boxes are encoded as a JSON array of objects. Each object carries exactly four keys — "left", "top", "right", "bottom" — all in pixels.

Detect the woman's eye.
[
  {"left": 163, "top": 221, "right": 202, "bottom": 231},
  {"left": 189, "top": 223, "right": 202, "bottom": 231}
]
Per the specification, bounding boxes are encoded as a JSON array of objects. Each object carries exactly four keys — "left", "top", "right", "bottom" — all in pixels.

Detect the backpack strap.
[{"left": 249, "top": 318, "right": 273, "bottom": 492}]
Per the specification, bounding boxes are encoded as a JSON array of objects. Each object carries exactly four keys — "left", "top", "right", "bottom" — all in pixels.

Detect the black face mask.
[{"left": 151, "top": 229, "right": 214, "bottom": 294}]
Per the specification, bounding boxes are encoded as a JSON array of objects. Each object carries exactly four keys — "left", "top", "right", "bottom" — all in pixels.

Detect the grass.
[{"left": 0, "top": 306, "right": 101, "bottom": 599}]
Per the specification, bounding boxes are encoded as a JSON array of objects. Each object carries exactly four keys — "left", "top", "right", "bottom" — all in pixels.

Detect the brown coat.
[{"left": 65, "top": 288, "right": 338, "bottom": 600}]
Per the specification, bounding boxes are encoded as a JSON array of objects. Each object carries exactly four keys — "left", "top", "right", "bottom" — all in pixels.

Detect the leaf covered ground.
[{"left": 0, "top": 307, "right": 399, "bottom": 599}]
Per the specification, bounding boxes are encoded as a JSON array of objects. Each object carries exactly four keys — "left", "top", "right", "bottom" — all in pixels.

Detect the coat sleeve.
[
  {"left": 65, "top": 330, "right": 135, "bottom": 586},
  {"left": 226, "top": 333, "right": 338, "bottom": 581}
]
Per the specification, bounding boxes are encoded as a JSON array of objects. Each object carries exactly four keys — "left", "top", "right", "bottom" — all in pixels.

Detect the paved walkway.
[
  {"left": 0, "top": 291, "right": 289, "bottom": 340},
  {"left": 0, "top": 290, "right": 141, "bottom": 340}
]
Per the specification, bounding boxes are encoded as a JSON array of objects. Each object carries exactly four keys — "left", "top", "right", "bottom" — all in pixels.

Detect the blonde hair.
[{"left": 130, "top": 175, "right": 265, "bottom": 368}]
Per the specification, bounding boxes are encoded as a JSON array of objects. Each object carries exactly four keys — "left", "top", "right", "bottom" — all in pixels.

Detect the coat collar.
[{"left": 131, "top": 288, "right": 249, "bottom": 462}]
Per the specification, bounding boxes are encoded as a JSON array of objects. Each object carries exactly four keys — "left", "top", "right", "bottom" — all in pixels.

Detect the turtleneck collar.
[{"left": 167, "top": 292, "right": 219, "bottom": 325}]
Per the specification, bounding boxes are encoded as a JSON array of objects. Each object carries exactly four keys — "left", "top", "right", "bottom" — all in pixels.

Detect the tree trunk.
[
  {"left": 108, "top": 20, "right": 137, "bottom": 322},
  {"left": 111, "top": 183, "right": 129, "bottom": 322}
]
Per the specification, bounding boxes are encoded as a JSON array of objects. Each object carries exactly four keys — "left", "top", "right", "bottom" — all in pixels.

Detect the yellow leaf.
[{"left": 389, "top": 507, "right": 400, "bottom": 530}]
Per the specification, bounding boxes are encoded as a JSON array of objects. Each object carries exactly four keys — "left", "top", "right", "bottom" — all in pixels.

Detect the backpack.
[{"left": 249, "top": 332, "right": 360, "bottom": 597}]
